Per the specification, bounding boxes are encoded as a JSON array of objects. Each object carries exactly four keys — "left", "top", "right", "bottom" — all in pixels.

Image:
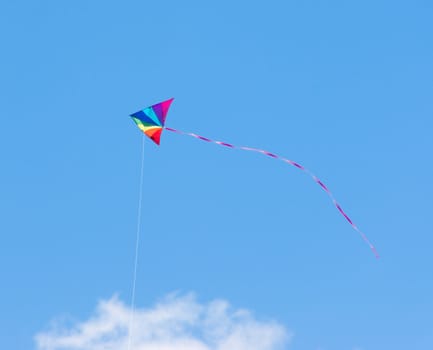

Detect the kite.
[
  {"left": 130, "top": 98, "right": 379, "bottom": 258},
  {"left": 130, "top": 98, "right": 173, "bottom": 145}
]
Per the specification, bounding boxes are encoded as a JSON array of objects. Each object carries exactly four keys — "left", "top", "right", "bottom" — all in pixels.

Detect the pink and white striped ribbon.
[{"left": 165, "top": 126, "right": 379, "bottom": 258}]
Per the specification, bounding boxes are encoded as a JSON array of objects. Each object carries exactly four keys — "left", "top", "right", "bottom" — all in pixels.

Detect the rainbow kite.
[
  {"left": 130, "top": 98, "right": 173, "bottom": 145},
  {"left": 130, "top": 98, "right": 379, "bottom": 258}
]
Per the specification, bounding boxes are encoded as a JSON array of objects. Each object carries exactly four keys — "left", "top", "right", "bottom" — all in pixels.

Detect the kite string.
[
  {"left": 164, "top": 126, "right": 379, "bottom": 258},
  {"left": 127, "top": 135, "right": 145, "bottom": 350}
]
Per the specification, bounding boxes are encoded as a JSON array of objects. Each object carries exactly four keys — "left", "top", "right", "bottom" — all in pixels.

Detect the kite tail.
[{"left": 165, "top": 126, "right": 379, "bottom": 258}]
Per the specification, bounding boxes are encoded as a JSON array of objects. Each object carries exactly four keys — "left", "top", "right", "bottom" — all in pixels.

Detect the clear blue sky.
[{"left": 1, "top": 1, "right": 432, "bottom": 349}]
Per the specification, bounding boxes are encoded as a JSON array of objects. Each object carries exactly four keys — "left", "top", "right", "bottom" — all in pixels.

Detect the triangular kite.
[
  {"left": 128, "top": 97, "right": 379, "bottom": 257},
  {"left": 130, "top": 98, "right": 174, "bottom": 145}
]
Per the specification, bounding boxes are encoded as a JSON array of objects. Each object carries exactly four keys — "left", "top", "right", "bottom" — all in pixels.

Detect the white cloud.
[{"left": 35, "top": 293, "right": 291, "bottom": 350}]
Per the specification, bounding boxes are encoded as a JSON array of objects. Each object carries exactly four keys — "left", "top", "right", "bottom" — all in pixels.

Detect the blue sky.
[{"left": 1, "top": 1, "right": 432, "bottom": 349}]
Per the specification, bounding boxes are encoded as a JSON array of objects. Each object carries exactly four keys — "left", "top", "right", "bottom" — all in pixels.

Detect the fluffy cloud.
[{"left": 35, "top": 293, "right": 291, "bottom": 350}]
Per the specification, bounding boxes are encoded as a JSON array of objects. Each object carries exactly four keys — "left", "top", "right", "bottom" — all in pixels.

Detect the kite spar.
[{"left": 130, "top": 98, "right": 379, "bottom": 258}]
